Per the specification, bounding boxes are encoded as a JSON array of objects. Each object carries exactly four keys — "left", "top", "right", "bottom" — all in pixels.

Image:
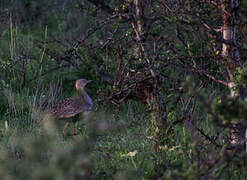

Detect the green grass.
[
  {"left": 92, "top": 117, "right": 155, "bottom": 179},
  {"left": 0, "top": 87, "right": 247, "bottom": 179},
  {"left": 0, "top": 75, "right": 245, "bottom": 179},
  {"left": 0, "top": 105, "right": 196, "bottom": 179},
  {"left": 0, "top": 92, "right": 164, "bottom": 179}
]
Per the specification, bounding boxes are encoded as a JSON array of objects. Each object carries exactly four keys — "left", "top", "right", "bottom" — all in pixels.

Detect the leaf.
[
  {"left": 120, "top": 150, "right": 138, "bottom": 157},
  {"left": 215, "top": 50, "right": 220, "bottom": 56}
]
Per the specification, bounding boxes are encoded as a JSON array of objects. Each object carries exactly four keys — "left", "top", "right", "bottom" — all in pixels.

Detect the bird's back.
[{"left": 51, "top": 95, "right": 92, "bottom": 119}]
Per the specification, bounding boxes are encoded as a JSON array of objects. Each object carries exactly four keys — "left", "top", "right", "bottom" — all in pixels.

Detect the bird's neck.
[
  {"left": 79, "top": 88, "right": 86, "bottom": 95},
  {"left": 80, "top": 89, "right": 93, "bottom": 106}
]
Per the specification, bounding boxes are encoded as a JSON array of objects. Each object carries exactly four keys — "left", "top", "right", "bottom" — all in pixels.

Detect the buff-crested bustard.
[{"left": 50, "top": 79, "right": 93, "bottom": 135}]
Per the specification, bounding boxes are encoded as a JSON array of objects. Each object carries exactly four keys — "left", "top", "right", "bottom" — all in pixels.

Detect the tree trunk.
[
  {"left": 220, "top": 0, "right": 246, "bottom": 151},
  {"left": 132, "top": 0, "right": 166, "bottom": 151},
  {"left": 221, "top": 0, "right": 240, "bottom": 73}
]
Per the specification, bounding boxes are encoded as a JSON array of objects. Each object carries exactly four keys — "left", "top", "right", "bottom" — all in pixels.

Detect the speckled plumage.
[{"left": 50, "top": 79, "right": 93, "bottom": 134}]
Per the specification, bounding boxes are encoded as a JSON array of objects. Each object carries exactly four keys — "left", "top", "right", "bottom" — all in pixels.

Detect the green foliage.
[
  {"left": 0, "top": 0, "right": 247, "bottom": 179},
  {"left": 235, "top": 63, "right": 247, "bottom": 88},
  {"left": 0, "top": 129, "right": 92, "bottom": 179},
  {"left": 213, "top": 97, "right": 247, "bottom": 124}
]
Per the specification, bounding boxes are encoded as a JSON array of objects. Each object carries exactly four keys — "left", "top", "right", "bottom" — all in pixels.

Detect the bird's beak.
[{"left": 87, "top": 80, "right": 92, "bottom": 83}]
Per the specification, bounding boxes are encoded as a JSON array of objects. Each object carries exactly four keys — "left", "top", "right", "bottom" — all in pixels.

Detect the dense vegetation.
[{"left": 0, "top": 0, "right": 247, "bottom": 179}]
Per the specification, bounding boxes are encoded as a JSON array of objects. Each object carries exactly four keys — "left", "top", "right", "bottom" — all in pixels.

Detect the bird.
[{"left": 50, "top": 79, "right": 93, "bottom": 135}]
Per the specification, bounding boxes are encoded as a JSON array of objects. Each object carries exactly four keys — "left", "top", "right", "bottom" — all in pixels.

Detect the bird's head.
[{"left": 76, "top": 79, "right": 92, "bottom": 91}]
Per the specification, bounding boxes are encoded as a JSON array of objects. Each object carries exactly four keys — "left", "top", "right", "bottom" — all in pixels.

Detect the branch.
[
  {"left": 196, "top": 126, "right": 221, "bottom": 148},
  {"left": 86, "top": 0, "right": 114, "bottom": 14},
  {"left": 173, "top": 61, "right": 229, "bottom": 87}
]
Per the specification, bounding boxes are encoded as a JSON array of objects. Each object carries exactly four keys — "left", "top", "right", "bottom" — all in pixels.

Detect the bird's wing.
[{"left": 51, "top": 98, "right": 83, "bottom": 119}]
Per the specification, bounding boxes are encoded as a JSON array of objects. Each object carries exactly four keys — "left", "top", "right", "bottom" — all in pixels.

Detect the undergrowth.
[{"left": 0, "top": 87, "right": 246, "bottom": 179}]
